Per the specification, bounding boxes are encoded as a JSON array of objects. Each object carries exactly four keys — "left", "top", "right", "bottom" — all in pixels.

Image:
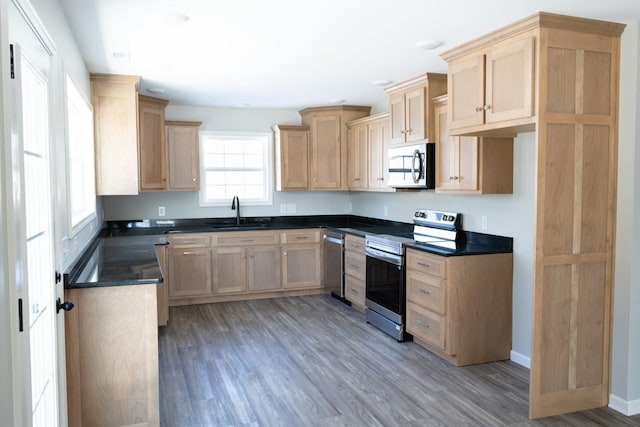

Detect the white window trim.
[
  {"left": 64, "top": 72, "right": 96, "bottom": 235},
  {"left": 198, "top": 130, "right": 273, "bottom": 207}
]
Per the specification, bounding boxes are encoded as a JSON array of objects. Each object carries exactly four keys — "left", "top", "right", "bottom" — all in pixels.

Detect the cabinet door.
[
  {"left": 456, "top": 136, "right": 479, "bottom": 191},
  {"left": 213, "top": 247, "right": 247, "bottom": 294},
  {"left": 275, "top": 126, "right": 309, "bottom": 190},
  {"left": 485, "top": 36, "right": 534, "bottom": 124},
  {"left": 166, "top": 124, "right": 200, "bottom": 191},
  {"left": 345, "top": 274, "right": 365, "bottom": 308},
  {"left": 138, "top": 98, "right": 167, "bottom": 191},
  {"left": 388, "top": 92, "right": 406, "bottom": 145},
  {"left": 434, "top": 103, "right": 456, "bottom": 191},
  {"left": 168, "top": 247, "right": 212, "bottom": 298},
  {"left": 282, "top": 244, "right": 321, "bottom": 289},
  {"left": 405, "top": 86, "right": 426, "bottom": 142},
  {"left": 247, "top": 246, "right": 282, "bottom": 292},
  {"left": 310, "top": 113, "right": 341, "bottom": 189},
  {"left": 448, "top": 55, "right": 485, "bottom": 130},
  {"left": 367, "top": 118, "right": 390, "bottom": 189},
  {"left": 347, "top": 124, "right": 368, "bottom": 189}
]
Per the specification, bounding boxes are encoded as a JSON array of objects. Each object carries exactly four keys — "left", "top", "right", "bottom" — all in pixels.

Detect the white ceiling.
[{"left": 58, "top": 0, "right": 640, "bottom": 110}]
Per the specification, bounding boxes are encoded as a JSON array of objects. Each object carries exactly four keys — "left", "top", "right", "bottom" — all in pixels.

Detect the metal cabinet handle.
[
  {"left": 351, "top": 288, "right": 360, "bottom": 294},
  {"left": 483, "top": 104, "right": 491, "bottom": 111},
  {"left": 183, "top": 251, "right": 196, "bottom": 255},
  {"left": 240, "top": 239, "right": 254, "bottom": 242},
  {"left": 296, "top": 236, "right": 309, "bottom": 240},
  {"left": 350, "top": 264, "right": 359, "bottom": 270},
  {"left": 475, "top": 106, "right": 482, "bottom": 112},
  {"left": 416, "top": 320, "right": 429, "bottom": 328},
  {"left": 417, "top": 262, "right": 430, "bottom": 268},
  {"left": 418, "top": 288, "right": 430, "bottom": 294}
]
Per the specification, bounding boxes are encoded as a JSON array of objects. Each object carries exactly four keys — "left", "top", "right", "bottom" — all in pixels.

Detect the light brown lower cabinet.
[
  {"left": 406, "top": 248, "right": 513, "bottom": 366},
  {"left": 168, "top": 229, "right": 323, "bottom": 305},
  {"left": 65, "top": 284, "right": 159, "bottom": 427},
  {"left": 344, "top": 234, "right": 366, "bottom": 309}
]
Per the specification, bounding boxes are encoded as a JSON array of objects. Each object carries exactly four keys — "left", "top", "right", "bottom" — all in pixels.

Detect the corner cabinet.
[
  {"left": 273, "top": 125, "right": 310, "bottom": 191},
  {"left": 441, "top": 12, "right": 625, "bottom": 418},
  {"left": 384, "top": 73, "right": 447, "bottom": 147},
  {"left": 165, "top": 121, "right": 202, "bottom": 191},
  {"left": 433, "top": 95, "right": 513, "bottom": 194},
  {"left": 346, "top": 113, "right": 392, "bottom": 192},
  {"left": 138, "top": 95, "right": 169, "bottom": 191},
  {"left": 299, "top": 105, "right": 371, "bottom": 190},
  {"left": 90, "top": 74, "right": 140, "bottom": 195}
]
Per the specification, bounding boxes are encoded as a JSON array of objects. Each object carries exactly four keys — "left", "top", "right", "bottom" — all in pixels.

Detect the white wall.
[{"left": 611, "top": 20, "right": 640, "bottom": 414}]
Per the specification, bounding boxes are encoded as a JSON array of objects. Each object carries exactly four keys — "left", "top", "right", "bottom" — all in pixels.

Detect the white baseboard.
[
  {"left": 510, "top": 351, "right": 530, "bottom": 369},
  {"left": 609, "top": 394, "right": 640, "bottom": 416}
]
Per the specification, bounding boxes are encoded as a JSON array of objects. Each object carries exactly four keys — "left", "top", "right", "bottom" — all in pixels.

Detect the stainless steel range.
[{"left": 364, "top": 209, "right": 461, "bottom": 342}]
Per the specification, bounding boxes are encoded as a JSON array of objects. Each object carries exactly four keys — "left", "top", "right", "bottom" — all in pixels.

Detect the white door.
[{"left": 9, "top": 1, "right": 59, "bottom": 425}]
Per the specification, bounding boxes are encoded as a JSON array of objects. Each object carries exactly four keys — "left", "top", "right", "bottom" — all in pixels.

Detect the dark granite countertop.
[
  {"left": 66, "top": 214, "right": 512, "bottom": 289},
  {"left": 64, "top": 234, "right": 168, "bottom": 289}
]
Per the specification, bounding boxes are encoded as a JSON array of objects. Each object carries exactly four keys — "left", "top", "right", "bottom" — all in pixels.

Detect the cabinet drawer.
[
  {"left": 280, "top": 229, "right": 320, "bottom": 244},
  {"left": 407, "top": 270, "right": 446, "bottom": 314},
  {"left": 345, "top": 234, "right": 365, "bottom": 253},
  {"left": 169, "top": 234, "right": 210, "bottom": 248},
  {"left": 406, "top": 249, "right": 447, "bottom": 279},
  {"left": 344, "top": 251, "right": 366, "bottom": 281},
  {"left": 406, "top": 302, "right": 448, "bottom": 353},
  {"left": 215, "top": 231, "right": 280, "bottom": 246},
  {"left": 345, "top": 275, "right": 365, "bottom": 308}
]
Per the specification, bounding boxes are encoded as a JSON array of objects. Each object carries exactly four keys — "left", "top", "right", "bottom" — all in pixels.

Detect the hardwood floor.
[{"left": 159, "top": 295, "right": 640, "bottom": 426}]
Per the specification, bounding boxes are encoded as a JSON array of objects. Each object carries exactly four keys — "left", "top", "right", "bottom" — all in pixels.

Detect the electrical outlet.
[
  {"left": 158, "top": 206, "right": 165, "bottom": 217},
  {"left": 287, "top": 203, "right": 296, "bottom": 214},
  {"left": 383, "top": 206, "right": 389, "bottom": 217},
  {"left": 481, "top": 216, "right": 488, "bottom": 230},
  {"left": 280, "top": 204, "right": 287, "bottom": 214},
  {"left": 348, "top": 202, "right": 353, "bottom": 213}
]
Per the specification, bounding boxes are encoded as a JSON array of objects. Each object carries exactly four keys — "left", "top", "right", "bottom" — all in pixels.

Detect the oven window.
[{"left": 366, "top": 256, "right": 403, "bottom": 314}]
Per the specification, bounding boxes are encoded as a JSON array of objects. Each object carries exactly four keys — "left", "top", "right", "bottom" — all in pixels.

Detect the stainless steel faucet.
[{"left": 231, "top": 195, "right": 240, "bottom": 226}]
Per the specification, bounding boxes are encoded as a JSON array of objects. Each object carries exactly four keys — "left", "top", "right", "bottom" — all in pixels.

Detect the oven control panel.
[{"left": 413, "top": 209, "right": 461, "bottom": 229}]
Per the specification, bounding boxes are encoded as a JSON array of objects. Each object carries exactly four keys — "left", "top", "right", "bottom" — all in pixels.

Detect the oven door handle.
[{"left": 366, "top": 247, "right": 403, "bottom": 266}]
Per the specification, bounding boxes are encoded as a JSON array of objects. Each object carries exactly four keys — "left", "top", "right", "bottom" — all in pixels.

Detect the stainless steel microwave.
[{"left": 387, "top": 143, "right": 435, "bottom": 189}]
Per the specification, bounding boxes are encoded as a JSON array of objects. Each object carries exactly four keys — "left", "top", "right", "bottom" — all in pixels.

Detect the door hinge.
[
  {"left": 10, "top": 44, "right": 15, "bottom": 79},
  {"left": 18, "top": 298, "right": 23, "bottom": 332},
  {"left": 55, "top": 271, "right": 62, "bottom": 284}
]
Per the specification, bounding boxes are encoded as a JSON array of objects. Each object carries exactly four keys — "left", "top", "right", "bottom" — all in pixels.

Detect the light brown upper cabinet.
[
  {"left": 138, "top": 95, "right": 169, "bottom": 191},
  {"left": 165, "top": 121, "right": 202, "bottom": 191},
  {"left": 299, "top": 106, "right": 371, "bottom": 190},
  {"left": 90, "top": 74, "right": 140, "bottom": 195},
  {"left": 433, "top": 95, "right": 513, "bottom": 194},
  {"left": 441, "top": 12, "right": 625, "bottom": 419},
  {"left": 346, "top": 113, "right": 392, "bottom": 192},
  {"left": 443, "top": 35, "right": 534, "bottom": 135},
  {"left": 273, "top": 125, "right": 310, "bottom": 191},
  {"left": 384, "top": 73, "right": 447, "bottom": 147}
]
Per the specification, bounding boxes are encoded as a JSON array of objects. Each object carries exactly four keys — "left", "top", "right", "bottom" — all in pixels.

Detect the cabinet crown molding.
[
  {"left": 384, "top": 73, "right": 447, "bottom": 94},
  {"left": 165, "top": 121, "right": 202, "bottom": 127},
  {"left": 90, "top": 73, "right": 140, "bottom": 87},
  {"left": 441, "top": 11, "right": 626, "bottom": 61},
  {"left": 138, "top": 94, "right": 169, "bottom": 107},
  {"left": 346, "top": 112, "right": 389, "bottom": 127},
  {"left": 298, "top": 105, "right": 371, "bottom": 116}
]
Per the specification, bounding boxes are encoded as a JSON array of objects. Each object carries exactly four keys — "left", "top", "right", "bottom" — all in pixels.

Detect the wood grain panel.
[
  {"left": 546, "top": 48, "right": 576, "bottom": 114},
  {"left": 540, "top": 265, "right": 572, "bottom": 394},
  {"left": 583, "top": 52, "right": 612, "bottom": 115},
  {"left": 581, "top": 125, "right": 610, "bottom": 253},
  {"left": 213, "top": 247, "right": 247, "bottom": 294},
  {"left": 543, "top": 124, "right": 575, "bottom": 255},
  {"left": 575, "top": 262, "right": 606, "bottom": 389}
]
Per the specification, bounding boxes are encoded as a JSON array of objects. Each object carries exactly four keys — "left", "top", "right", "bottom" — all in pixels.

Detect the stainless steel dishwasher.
[{"left": 323, "top": 229, "right": 349, "bottom": 304}]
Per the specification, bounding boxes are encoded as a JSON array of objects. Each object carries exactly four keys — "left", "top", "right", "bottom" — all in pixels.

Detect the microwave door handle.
[{"left": 411, "top": 149, "right": 421, "bottom": 183}]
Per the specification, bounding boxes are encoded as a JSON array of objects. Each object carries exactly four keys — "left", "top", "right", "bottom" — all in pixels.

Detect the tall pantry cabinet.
[{"left": 441, "top": 12, "right": 625, "bottom": 418}]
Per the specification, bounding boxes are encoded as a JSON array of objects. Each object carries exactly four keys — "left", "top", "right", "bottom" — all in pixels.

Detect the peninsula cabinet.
[
  {"left": 433, "top": 95, "right": 513, "bottom": 194},
  {"left": 273, "top": 125, "right": 310, "bottom": 191},
  {"left": 299, "top": 105, "right": 371, "bottom": 190},
  {"left": 65, "top": 283, "right": 159, "bottom": 427},
  {"left": 405, "top": 249, "right": 513, "bottom": 367},
  {"left": 441, "top": 12, "right": 625, "bottom": 418},
  {"left": 347, "top": 113, "right": 392, "bottom": 191},
  {"left": 138, "top": 95, "right": 169, "bottom": 191},
  {"left": 90, "top": 73, "right": 140, "bottom": 195},
  {"left": 384, "top": 73, "right": 447, "bottom": 147},
  {"left": 444, "top": 35, "right": 534, "bottom": 134},
  {"left": 165, "top": 121, "right": 202, "bottom": 191}
]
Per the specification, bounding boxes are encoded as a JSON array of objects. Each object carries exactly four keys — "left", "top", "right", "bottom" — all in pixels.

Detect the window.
[
  {"left": 199, "top": 131, "right": 272, "bottom": 206},
  {"left": 65, "top": 74, "right": 96, "bottom": 232}
]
